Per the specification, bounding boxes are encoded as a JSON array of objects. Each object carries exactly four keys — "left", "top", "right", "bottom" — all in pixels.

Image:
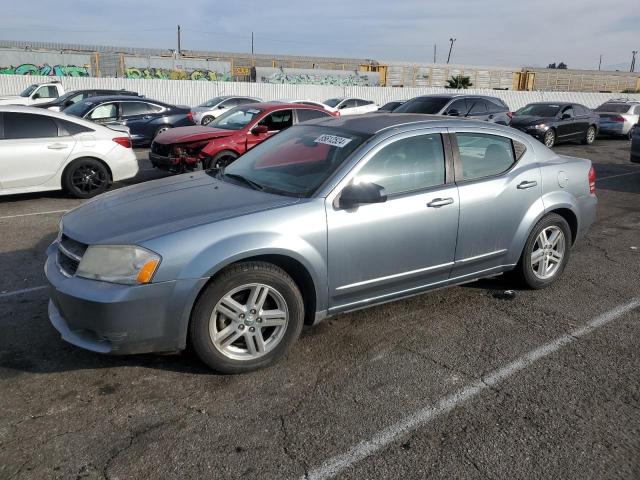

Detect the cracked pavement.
[{"left": 1, "top": 142, "right": 639, "bottom": 479}]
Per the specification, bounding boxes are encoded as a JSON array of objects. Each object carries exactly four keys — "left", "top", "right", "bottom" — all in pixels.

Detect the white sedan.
[
  {"left": 0, "top": 106, "right": 139, "bottom": 198},
  {"left": 273, "top": 99, "right": 339, "bottom": 115},
  {"left": 323, "top": 98, "right": 379, "bottom": 115}
]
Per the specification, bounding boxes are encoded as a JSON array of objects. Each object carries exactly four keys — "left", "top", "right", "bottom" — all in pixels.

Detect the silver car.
[
  {"left": 45, "top": 114, "right": 597, "bottom": 373},
  {"left": 192, "top": 96, "right": 261, "bottom": 125},
  {"left": 595, "top": 99, "right": 640, "bottom": 139}
]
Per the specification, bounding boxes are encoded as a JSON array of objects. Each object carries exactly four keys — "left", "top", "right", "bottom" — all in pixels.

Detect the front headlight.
[
  {"left": 531, "top": 123, "right": 547, "bottom": 130},
  {"left": 76, "top": 245, "right": 161, "bottom": 285}
]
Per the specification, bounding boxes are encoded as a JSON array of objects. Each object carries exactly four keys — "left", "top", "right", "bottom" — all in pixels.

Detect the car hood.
[
  {"left": 510, "top": 115, "right": 555, "bottom": 127},
  {"left": 154, "top": 126, "right": 236, "bottom": 144},
  {"left": 61, "top": 172, "right": 300, "bottom": 245},
  {"left": 0, "top": 95, "right": 26, "bottom": 104}
]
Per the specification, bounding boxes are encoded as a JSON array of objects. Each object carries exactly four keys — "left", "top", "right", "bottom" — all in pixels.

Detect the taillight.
[
  {"left": 112, "top": 137, "right": 131, "bottom": 148},
  {"left": 611, "top": 115, "right": 625, "bottom": 122},
  {"left": 588, "top": 166, "right": 596, "bottom": 194},
  {"left": 187, "top": 112, "right": 194, "bottom": 123}
]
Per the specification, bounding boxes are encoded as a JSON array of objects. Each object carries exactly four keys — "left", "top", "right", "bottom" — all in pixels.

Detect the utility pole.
[
  {"left": 433, "top": 44, "right": 437, "bottom": 63},
  {"left": 251, "top": 32, "right": 254, "bottom": 56},
  {"left": 631, "top": 51, "right": 638, "bottom": 73},
  {"left": 598, "top": 54, "right": 602, "bottom": 71},
  {"left": 447, "top": 38, "right": 456, "bottom": 64},
  {"left": 177, "top": 25, "right": 181, "bottom": 58}
]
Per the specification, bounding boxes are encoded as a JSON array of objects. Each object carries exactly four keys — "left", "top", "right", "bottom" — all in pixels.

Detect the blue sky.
[{"left": 3, "top": 0, "right": 639, "bottom": 70}]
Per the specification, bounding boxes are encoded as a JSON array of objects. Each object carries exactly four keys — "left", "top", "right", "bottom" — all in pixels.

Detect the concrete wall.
[
  {"left": 0, "top": 74, "right": 639, "bottom": 110},
  {"left": 0, "top": 48, "right": 93, "bottom": 76}
]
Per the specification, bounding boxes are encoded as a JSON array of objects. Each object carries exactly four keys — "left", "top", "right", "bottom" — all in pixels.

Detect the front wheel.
[
  {"left": 201, "top": 115, "right": 214, "bottom": 126},
  {"left": 189, "top": 262, "right": 304, "bottom": 373},
  {"left": 203, "top": 150, "right": 238, "bottom": 170},
  {"left": 581, "top": 126, "right": 596, "bottom": 145},
  {"left": 62, "top": 158, "right": 110, "bottom": 198},
  {"left": 514, "top": 213, "right": 571, "bottom": 289},
  {"left": 543, "top": 129, "right": 556, "bottom": 148}
]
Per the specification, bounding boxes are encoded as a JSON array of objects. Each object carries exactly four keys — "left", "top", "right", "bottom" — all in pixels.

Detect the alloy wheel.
[
  {"left": 586, "top": 127, "right": 596, "bottom": 144},
  {"left": 71, "top": 165, "right": 107, "bottom": 194},
  {"left": 531, "top": 226, "right": 566, "bottom": 280},
  {"left": 544, "top": 130, "right": 555, "bottom": 148},
  {"left": 209, "top": 283, "right": 289, "bottom": 360}
]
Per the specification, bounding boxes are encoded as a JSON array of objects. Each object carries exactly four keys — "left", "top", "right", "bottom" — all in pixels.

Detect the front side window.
[
  {"left": 3, "top": 112, "right": 58, "bottom": 139},
  {"left": 353, "top": 134, "right": 446, "bottom": 195},
  {"left": 259, "top": 109, "right": 293, "bottom": 131},
  {"left": 324, "top": 98, "right": 342, "bottom": 108},
  {"left": 456, "top": 133, "right": 515, "bottom": 181},
  {"left": 561, "top": 106, "right": 574, "bottom": 118},
  {"left": 89, "top": 103, "right": 118, "bottom": 120},
  {"left": 34, "top": 86, "right": 58, "bottom": 99},
  {"left": 446, "top": 98, "right": 469, "bottom": 115},
  {"left": 340, "top": 99, "right": 357, "bottom": 109}
]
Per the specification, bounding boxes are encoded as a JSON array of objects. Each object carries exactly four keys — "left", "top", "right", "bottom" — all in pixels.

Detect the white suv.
[
  {"left": 0, "top": 82, "right": 65, "bottom": 106},
  {"left": 0, "top": 106, "right": 138, "bottom": 198}
]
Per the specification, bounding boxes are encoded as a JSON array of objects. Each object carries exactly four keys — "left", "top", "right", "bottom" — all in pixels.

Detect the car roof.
[
  {"left": 0, "top": 105, "right": 111, "bottom": 129},
  {"left": 234, "top": 102, "right": 327, "bottom": 112},
  {"left": 78, "top": 95, "right": 168, "bottom": 104},
  {"left": 525, "top": 102, "right": 573, "bottom": 106}
]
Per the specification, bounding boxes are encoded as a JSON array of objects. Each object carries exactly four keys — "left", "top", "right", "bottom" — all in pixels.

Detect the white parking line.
[
  {"left": 0, "top": 285, "right": 48, "bottom": 298},
  {"left": 597, "top": 171, "right": 640, "bottom": 181},
  {"left": 0, "top": 209, "right": 69, "bottom": 221},
  {"left": 304, "top": 298, "right": 640, "bottom": 480}
]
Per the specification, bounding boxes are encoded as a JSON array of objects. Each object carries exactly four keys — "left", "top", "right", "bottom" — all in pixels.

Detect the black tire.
[
  {"left": 201, "top": 116, "right": 214, "bottom": 126},
  {"left": 543, "top": 129, "right": 556, "bottom": 148},
  {"left": 203, "top": 150, "right": 238, "bottom": 170},
  {"left": 154, "top": 125, "right": 172, "bottom": 138},
  {"left": 514, "top": 213, "right": 572, "bottom": 289},
  {"left": 189, "top": 261, "right": 304, "bottom": 373},
  {"left": 62, "top": 158, "right": 110, "bottom": 199},
  {"left": 581, "top": 125, "right": 596, "bottom": 145}
]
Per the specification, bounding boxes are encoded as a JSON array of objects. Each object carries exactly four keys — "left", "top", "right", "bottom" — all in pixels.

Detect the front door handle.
[
  {"left": 517, "top": 180, "right": 538, "bottom": 189},
  {"left": 47, "top": 143, "right": 69, "bottom": 150},
  {"left": 427, "top": 197, "right": 454, "bottom": 207}
]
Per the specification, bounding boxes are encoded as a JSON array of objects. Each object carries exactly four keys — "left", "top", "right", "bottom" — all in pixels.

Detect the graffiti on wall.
[
  {"left": 263, "top": 71, "right": 376, "bottom": 86},
  {"left": 0, "top": 63, "right": 90, "bottom": 76},
  {"left": 124, "top": 67, "right": 232, "bottom": 81}
]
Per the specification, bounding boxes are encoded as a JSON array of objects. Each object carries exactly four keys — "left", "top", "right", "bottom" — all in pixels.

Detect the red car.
[{"left": 149, "top": 102, "right": 333, "bottom": 172}]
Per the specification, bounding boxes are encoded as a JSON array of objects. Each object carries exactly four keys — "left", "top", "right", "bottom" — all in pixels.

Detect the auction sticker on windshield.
[{"left": 315, "top": 134, "right": 352, "bottom": 148}]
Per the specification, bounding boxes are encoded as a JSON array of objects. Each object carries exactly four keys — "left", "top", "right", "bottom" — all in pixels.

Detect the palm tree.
[{"left": 446, "top": 75, "right": 473, "bottom": 89}]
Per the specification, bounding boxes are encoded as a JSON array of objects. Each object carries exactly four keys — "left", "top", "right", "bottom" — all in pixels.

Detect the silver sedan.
[{"left": 46, "top": 114, "right": 597, "bottom": 373}]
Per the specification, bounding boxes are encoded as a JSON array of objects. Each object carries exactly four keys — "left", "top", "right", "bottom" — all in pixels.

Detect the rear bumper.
[
  {"left": 45, "top": 247, "right": 207, "bottom": 355},
  {"left": 575, "top": 194, "right": 597, "bottom": 243},
  {"left": 598, "top": 123, "right": 627, "bottom": 135},
  {"left": 107, "top": 147, "right": 139, "bottom": 182}
]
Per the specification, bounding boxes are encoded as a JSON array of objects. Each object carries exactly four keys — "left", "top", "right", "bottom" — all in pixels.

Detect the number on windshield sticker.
[{"left": 315, "top": 134, "right": 352, "bottom": 148}]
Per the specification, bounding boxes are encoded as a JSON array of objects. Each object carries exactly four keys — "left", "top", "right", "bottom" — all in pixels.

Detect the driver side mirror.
[
  {"left": 338, "top": 182, "right": 387, "bottom": 209},
  {"left": 218, "top": 105, "right": 226, "bottom": 109},
  {"left": 251, "top": 124, "right": 268, "bottom": 135},
  {"left": 339, "top": 104, "right": 348, "bottom": 109},
  {"left": 561, "top": 113, "right": 572, "bottom": 120},
  {"left": 446, "top": 108, "right": 460, "bottom": 116},
  {"left": 64, "top": 100, "right": 74, "bottom": 107},
  {"left": 32, "top": 93, "right": 41, "bottom": 99}
]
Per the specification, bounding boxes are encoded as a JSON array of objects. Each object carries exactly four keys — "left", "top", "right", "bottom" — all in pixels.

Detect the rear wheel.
[
  {"left": 543, "top": 129, "right": 556, "bottom": 148},
  {"left": 582, "top": 126, "right": 596, "bottom": 145},
  {"left": 189, "top": 261, "right": 304, "bottom": 373},
  {"left": 62, "top": 158, "right": 110, "bottom": 198},
  {"left": 514, "top": 213, "right": 571, "bottom": 289},
  {"left": 201, "top": 115, "right": 214, "bottom": 126}
]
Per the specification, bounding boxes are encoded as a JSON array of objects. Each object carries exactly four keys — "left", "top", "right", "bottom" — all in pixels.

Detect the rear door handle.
[
  {"left": 47, "top": 143, "right": 69, "bottom": 150},
  {"left": 517, "top": 180, "right": 538, "bottom": 189},
  {"left": 427, "top": 197, "right": 454, "bottom": 207}
]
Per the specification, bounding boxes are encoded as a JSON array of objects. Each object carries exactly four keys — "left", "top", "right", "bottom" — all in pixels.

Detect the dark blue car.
[{"left": 65, "top": 95, "right": 194, "bottom": 147}]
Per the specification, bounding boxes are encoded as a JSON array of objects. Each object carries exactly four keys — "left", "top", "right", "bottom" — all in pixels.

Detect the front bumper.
[
  {"left": 45, "top": 247, "right": 207, "bottom": 355},
  {"left": 512, "top": 126, "right": 546, "bottom": 140},
  {"left": 149, "top": 151, "right": 178, "bottom": 171}
]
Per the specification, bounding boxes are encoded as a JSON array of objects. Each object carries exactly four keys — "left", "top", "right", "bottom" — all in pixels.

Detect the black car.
[
  {"left": 64, "top": 96, "right": 194, "bottom": 147},
  {"left": 392, "top": 94, "right": 512, "bottom": 124},
  {"left": 34, "top": 89, "right": 139, "bottom": 111},
  {"left": 376, "top": 100, "right": 405, "bottom": 112},
  {"left": 631, "top": 122, "right": 640, "bottom": 163},
  {"left": 510, "top": 102, "right": 599, "bottom": 148}
]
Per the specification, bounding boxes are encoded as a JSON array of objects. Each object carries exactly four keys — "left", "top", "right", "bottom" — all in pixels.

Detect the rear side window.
[
  {"left": 354, "top": 134, "right": 446, "bottom": 195},
  {"left": 57, "top": 119, "right": 94, "bottom": 136},
  {"left": 633, "top": 105, "right": 640, "bottom": 115},
  {"left": 455, "top": 133, "right": 516, "bottom": 181},
  {"left": 121, "top": 101, "right": 151, "bottom": 116},
  {"left": 486, "top": 99, "right": 507, "bottom": 112},
  {"left": 3, "top": 112, "right": 58, "bottom": 139},
  {"left": 296, "top": 108, "right": 331, "bottom": 123}
]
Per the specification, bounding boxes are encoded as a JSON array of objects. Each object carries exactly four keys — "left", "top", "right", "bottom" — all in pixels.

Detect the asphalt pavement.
[{"left": 1, "top": 141, "right": 639, "bottom": 479}]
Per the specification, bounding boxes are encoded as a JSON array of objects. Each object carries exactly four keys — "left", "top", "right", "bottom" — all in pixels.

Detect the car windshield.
[
  {"left": 219, "top": 125, "right": 368, "bottom": 197},
  {"left": 210, "top": 107, "right": 263, "bottom": 130},
  {"left": 20, "top": 85, "right": 38, "bottom": 97},
  {"left": 515, "top": 104, "right": 561, "bottom": 117},
  {"left": 595, "top": 103, "right": 631, "bottom": 113},
  {"left": 324, "top": 98, "right": 342, "bottom": 107},
  {"left": 64, "top": 100, "right": 94, "bottom": 117},
  {"left": 393, "top": 97, "right": 450, "bottom": 114},
  {"left": 199, "top": 97, "right": 226, "bottom": 108}
]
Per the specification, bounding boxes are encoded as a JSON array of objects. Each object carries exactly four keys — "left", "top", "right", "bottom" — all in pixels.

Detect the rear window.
[
  {"left": 595, "top": 103, "right": 631, "bottom": 113},
  {"left": 394, "top": 97, "right": 450, "bottom": 114}
]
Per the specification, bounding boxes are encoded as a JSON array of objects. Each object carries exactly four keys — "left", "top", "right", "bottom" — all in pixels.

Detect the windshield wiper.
[{"left": 222, "top": 172, "right": 265, "bottom": 191}]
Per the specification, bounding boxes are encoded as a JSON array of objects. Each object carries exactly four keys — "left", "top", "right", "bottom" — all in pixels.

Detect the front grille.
[
  {"left": 151, "top": 141, "right": 172, "bottom": 157},
  {"left": 57, "top": 234, "right": 88, "bottom": 277}
]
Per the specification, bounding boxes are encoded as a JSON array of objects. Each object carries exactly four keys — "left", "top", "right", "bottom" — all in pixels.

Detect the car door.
[
  {"left": 245, "top": 109, "right": 293, "bottom": 150},
  {"left": 573, "top": 104, "right": 591, "bottom": 138},
  {"left": 0, "top": 112, "right": 74, "bottom": 190},
  {"left": 449, "top": 128, "right": 542, "bottom": 278},
  {"left": 31, "top": 85, "right": 60, "bottom": 105},
  {"left": 119, "top": 101, "right": 159, "bottom": 143},
  {"left": 556, "top": 105, "right": 577, "bottom": 139},
  {"left": 326, "top": 130, "right": 459, "bottom": 310},
  {"left": 467, "top": 98, "right": 489, "bottom": 121}
]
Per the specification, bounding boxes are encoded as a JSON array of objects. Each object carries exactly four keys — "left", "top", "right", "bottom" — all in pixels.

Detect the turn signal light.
[
  {"left": 113, "top": 137, "right": 132, "bottom": 148},
  {"left": 588, "top": 166, "right": 596, "bottom": 194},
  {"left": 136, "top": 259, "right": 160, "bottom": 284}
]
